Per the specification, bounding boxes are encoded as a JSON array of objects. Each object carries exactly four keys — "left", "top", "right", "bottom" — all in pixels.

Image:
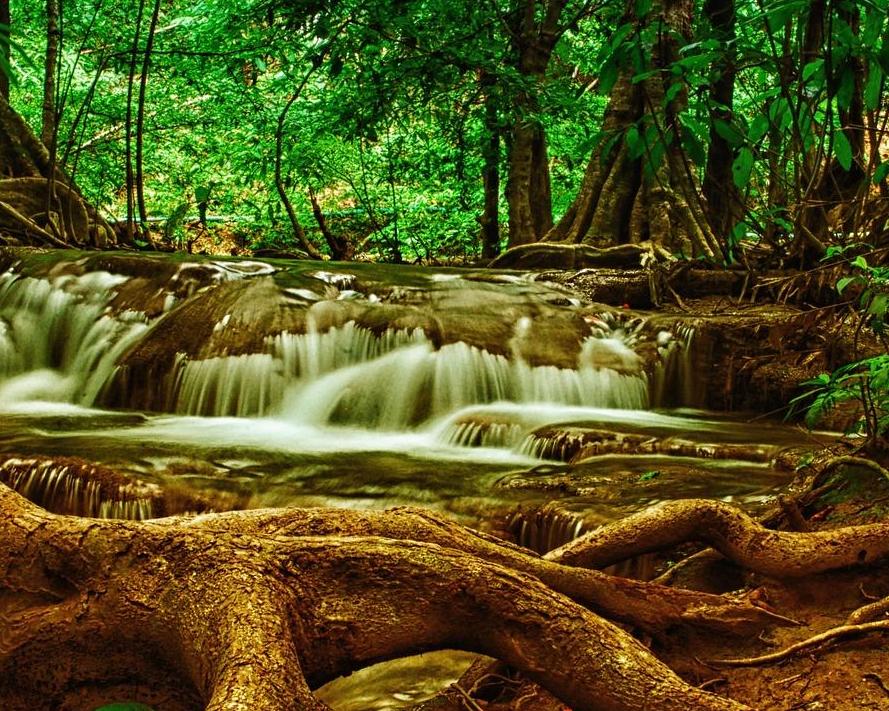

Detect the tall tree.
[
  {"left": 702, "top": 0, "right": 739, "bottom": 240},
  {"left": 503, "top": 0, "right": 568, "bottom": 247},
  {"left": 548, "top": 0, "right": 722, "bottom": 258},
  {"left": 135, "top": 0, "right": 161, "bottom": 227},
  {"left": 41, "top": 0, "right": 60, "bottom": 147},
  {"left": 0, "top": 0, "right": 10, "bottom": 101}
]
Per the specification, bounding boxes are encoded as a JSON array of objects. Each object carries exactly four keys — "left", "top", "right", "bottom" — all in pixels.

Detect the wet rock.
[{"left": 490, "top": 242, "right": 650, "bottom": 270}]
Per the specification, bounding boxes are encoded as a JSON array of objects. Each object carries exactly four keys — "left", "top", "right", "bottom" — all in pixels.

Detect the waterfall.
[
  {"left": 0, "top": 270, "right": 148, "bottom": 406},
  {"left": 508, "top": 505, "right": 587, "bottom": 554},
  {"left": 651, "top": 323, "right": 699, "bottom": 408},
  {"left": 170, "top": 323, "right": 648, "bottom": 428},
  {"left": 0, "top": 456, "right": 156, "bottom": 519}
]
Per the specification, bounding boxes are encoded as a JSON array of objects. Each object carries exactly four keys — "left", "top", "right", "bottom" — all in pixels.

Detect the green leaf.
[
  {"left": 834, "top": 131, "right": 853, "bottom": 172},
  {"left": 732, "top": 148, "right": 754, "bottom": 189},
  {"left": 874, "top": 161, "right": 889, "bottom": 185},
  {"left": 626, "top": 125, "right": 644, "bottom": 159},
  {"left": 714, "top": 119, "right": 744, "bottom": 147},
  {"left": 632, "top": 68, "right": 660, "bottom": 84},
  {"left": 599, "top": 60, "right": 619, "bottom": 95},
  {"left": 802, "top": 59, "right": 824, "bottom": 82},
  {"left": 867, "top": 293, "right": 888, "bottom": 317},
  {"left": 864, "top": 63, "right": 883, "bottom": 111},
  {"left": 748, "top": 115, "right": 770, "bottom": 143},
  {"left": 681, "top": 126, "right": 706, "bottom": 167},
  {"left": 837, "top": 276, "right": 862, "bottom": 294},
  {"left": 853, "top": 255, "right": 869, "bottom": 270},
  {"left": 638, "top": 470, "right": 660, "bottom": 481},
  {"left": 764, "top": 0, "right": 798, "bottom": 32},
  {"left": 194, "top": 185, "right": 211, "bottom": 203},
  {"left": 835, "top": 66, "right": 856, "bottom": 110},
  {"left": 665, "top": 81, "right": 684, "bottom": 104}
]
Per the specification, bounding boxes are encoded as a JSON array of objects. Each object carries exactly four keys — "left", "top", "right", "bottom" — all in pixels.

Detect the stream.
[{"left": 0, "top": 248, "right": 827, "bottom": 708}]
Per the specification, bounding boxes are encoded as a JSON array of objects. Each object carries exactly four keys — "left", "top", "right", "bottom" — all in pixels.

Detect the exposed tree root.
[
  {"left": 546, "top": 498, "right": 889, "bottom": 578},
  {"left": 709, "top": 620, "right": 889, "bottom": 667},
  {"left": 175, "top": 505, "right": 785, "bottom": 635},
  {"left": 0, "top": 95, "right": 117, "bottom": 248},
  {"left": 0, "top": 483, "right": 751, "bottom": 711},
  {"left": 820, "top": 455, "right": 889, "bottom": 483}
]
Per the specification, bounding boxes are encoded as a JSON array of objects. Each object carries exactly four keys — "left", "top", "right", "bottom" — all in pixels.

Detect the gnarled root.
[
  {"left": 546, "top": 498, "right": 889, "bottom": 578},
  {"left": 0, "top": 484, "right": 749, "bottom": 711},
  {"left": 0, "top": 94, "right": 117, "bottom": 248},
  {"left": 179, "top": 505, "right": 783, "bottom": 636}
]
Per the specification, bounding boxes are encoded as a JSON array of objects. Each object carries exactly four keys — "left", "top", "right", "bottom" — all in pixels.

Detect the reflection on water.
[{"left": 315, "top": 651, "right": 483, "bottom": 711}]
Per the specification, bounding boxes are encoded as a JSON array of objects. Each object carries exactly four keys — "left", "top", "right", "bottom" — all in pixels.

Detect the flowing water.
[{"left": 0, "top": 249, "right": 827, "bottom": 708}]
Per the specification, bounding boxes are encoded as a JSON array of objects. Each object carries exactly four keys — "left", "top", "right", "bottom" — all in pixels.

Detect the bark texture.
[
  {"left": 0, "top": 483, "right": 758, "bottom": 711},
  {"left": 545, "top": 0, "right": 722, "bottom": 259},
  {"left": 503, "top": 0, "right": 564, "bottom": 247},
  {"left": 547, "top": 498, "right": 889, "bottom": 577}
]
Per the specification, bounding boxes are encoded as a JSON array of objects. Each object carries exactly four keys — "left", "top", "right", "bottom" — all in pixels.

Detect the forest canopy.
[{"left": 1, "top": 0, "right": 887, "bottom": 263}]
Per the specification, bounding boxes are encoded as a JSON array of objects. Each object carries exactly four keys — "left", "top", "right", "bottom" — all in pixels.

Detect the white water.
[
  {"left": 0, "top": 260, "right": 823, "bottom": 525},
  {"left": 0, "top": 270, "right": 148, "bottom": 406}
]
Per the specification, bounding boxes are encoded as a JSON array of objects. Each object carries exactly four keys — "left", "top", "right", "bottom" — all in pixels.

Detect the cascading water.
[
  {"left": 0, "top": 456, "right": 156, "bottom": 519},
  {"left": 0, "top": 269, "right": 148, "bottom": 406},
  {"left": 651, "top": 323, "right": 700, "bottom": 408},
  {"left": 169, "top": 319, "right": 648, "bottom": 427},
  {"left": 0, "top": 253, "right": 822, "bottom": 530},
  {"left": 0, "top": 252, "right": 834, "bottom": 709}
]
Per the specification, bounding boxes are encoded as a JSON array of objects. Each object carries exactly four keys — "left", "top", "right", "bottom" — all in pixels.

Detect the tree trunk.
[
  {"left": 308, "top": 185, "right": 352, "bottom": 260},
  {"left": 0, "top": 94, "right": 117, "bottom": 247},
  {"left": 702, "top": 0, "right": 739, "bottom": 240},
  {"left": 274, "top": 90, "right": 322, "bottom": 260},
  {"left": 124, "top": 0, "right": 146, "bottom": 243},
  {"left": 135, "top": 0, "right": 161, "bottom": 227},
  {"left": 503, "top": 0, "right": 564, "bottom": 248},
  {"left": 506, "top": 121, "right": 553, "bottom": 246},
  {"left": 480, "top": 75, "right": 501, "bottom": 259},
  {"left": 41, "top": 0, "right": 59, "bottom": 148},
  {"left": 546, "top": 0, "right": 722, "bottom": 259},
  {"left": 794, "top": 1, "right": 867, "bottom": 261},
  {"left": 0, "top": 482, "right": 758, "bottom": 711},
  {"left": 0, "top": 0, "right": 10, "bottom": 101}
]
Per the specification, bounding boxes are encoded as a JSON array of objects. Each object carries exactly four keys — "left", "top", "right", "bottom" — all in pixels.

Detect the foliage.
[
  {"left": 791, "top": 253, "right": 889, "bottom": 444},
  {"left": 2, "top": 0, "right": 888, "bottom": 261}
]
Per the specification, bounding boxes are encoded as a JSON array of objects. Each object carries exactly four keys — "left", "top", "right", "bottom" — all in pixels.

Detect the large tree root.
[
  {"left": 0, "top": 483, "right": 753, "bottom": 711},
  {"left": 175, "top": 505, "right": 785, "bottom": 635},
  {"left": 546, "top": 498, "right": 889, "bottom": 578}
]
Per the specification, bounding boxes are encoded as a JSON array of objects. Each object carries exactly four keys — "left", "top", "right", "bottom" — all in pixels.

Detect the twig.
[
  {"left": 698, "top": 677, "right": 727, "bottom": 691},
  {"left": 451, "top": 683, "right": 486, "bottom": 711},
  {"left": 863, "top": 672, "right": 889, "bottom": 696},
  {"left": 708, "top": 620, "right": 889, "bottom": 666},
  {"left": 858, "top": 584, "right": 882, "bottom": 601}
]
